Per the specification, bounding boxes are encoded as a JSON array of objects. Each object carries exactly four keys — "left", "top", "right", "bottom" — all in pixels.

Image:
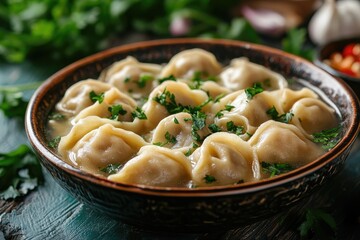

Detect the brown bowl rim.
[{"left": 26, "top": 38, "right": 360, "bottom": 197}]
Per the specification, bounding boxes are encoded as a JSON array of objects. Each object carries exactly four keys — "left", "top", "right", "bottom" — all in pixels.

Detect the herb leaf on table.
[
  {"left": 0, "top": 144, "right": 43, "bottom": 200},
  {"left": 282, "top": 28, "right": 315, "bottom": 61}
]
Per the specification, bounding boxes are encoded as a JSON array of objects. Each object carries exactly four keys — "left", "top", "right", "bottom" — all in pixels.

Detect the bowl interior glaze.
[{"left": 26, "top": 39, "right": 360, "bottom": 231}]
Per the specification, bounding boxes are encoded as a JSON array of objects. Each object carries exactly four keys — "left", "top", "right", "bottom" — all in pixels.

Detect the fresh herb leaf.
[
  {"left": 0, "top": 145, "right": 43, "bottom": 200},
  {"left": 261, "top": 162, "right": 293, "bottom": 177},
  {"left": 298, "top": 208, "right": 337, "bottom": 239},
  {"left": 48, "top": 112, "right": 65, "bottom": 121},
  {"left": 124, "top": 77, "right": 131, "bottom": 83},
  {"left": 158, "top": 75, "right": 177, "bottom": 84},
  {"left": 204, "top": 174, "right": 216, "bottom": 184},
  {"left": 173, "top": 117, "right": 179, "bottom": 124},
  {"left": 266, "top": 106, "right": 294, "bottom": 123},
  {"left": 153, "top": 88, "right": 184, "bottom": 114},
  {"left": 312, "top": 126, "right": 341, "bottom": 150},
  {"left": 131, "top": 107, "right": 147, "bottom": 120},
  {"left": 108, "top": 104, "right": 127, "bottom": 120},
  {"left": 0, "top": 92, "right": 28, "bottom": 118},
  {"left": 213, "top": 93, "right": 225, "bottom": 103},
  {"left": 154, "top": 131, "right": 177, "bottom": 147},
  {"left": 89, "top": 91, "right": 105, "bottom": 104},
  {"left": 282, "top": 28, "right": 315, "bottom": 61},
  {"left": 100, "top": 163, "right": 123, "bottom": 174},
  {"left": 208, "top": 123, "right": 221, "bottom": 133},
  {"left": 245, "top": 83, "right": 264, "bottom": 99},
  {"left": 224, "top": 104, "right": 235, "bottom": 111},
  {"left": 215, "top": 110, "right": 224, "bottom": 118},
  {"left": 226, "top": 121, "right": 244, "bottom": 135},
  {"left": 48, "top": 136, "right": 61, "bottom": 149},
  {"left": 137, "top": 75, "right": 153, "bottom": 88}
]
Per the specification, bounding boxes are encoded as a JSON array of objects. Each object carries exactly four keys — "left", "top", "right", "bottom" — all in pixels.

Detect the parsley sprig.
[
  {"left": 245, "top": 83, "right": 264, "bottom": 99},
  {"left": 0, "top": 145, "right": 43, "bottom": 200},
  {"left": 266, "top": 106, "right": 294, "bottom": 123},
  {"left": 89, "top": 91, "right": 105, "bottom": 104},
  {"left": 204, "top": 174, "right": 216, "bottom": 184},
  {"left": 108, "top": 104, "right": 127, "bottom": 120},
  {"left": 131, "top": 107, "right": 147, "bottom": 120},
  {"left": 312, "top": 126, "right": 341, "bottom": 150},
  {"left": 261, "top": 162, "right": 293, "bottom": 177},
  {"left": 153, "top": 131, "right": 177, "bottom": 147},
  {"left": 100, "top": 163, "right": 123, "bottom": 174}
]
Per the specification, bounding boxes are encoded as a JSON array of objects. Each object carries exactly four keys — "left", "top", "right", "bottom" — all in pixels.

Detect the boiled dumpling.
[
  {"left": 58, "top": 117, "right": 147, "bottom": 174},
  {"left": 56, "top": 79, "right": 112, "bottom": 116},
  {"left": 220, "top": 58, "right": 288, "bottom": 91},
  {"left": 108, "top": 145, "right": 192, "bottom": 187},
  {"left": 290, "top": 98, "right": 338, "bottom": 135},
  {"left": 249, "top": 120, "right": 324, "bottom": 167},
  {"left": 160, "top": 49, "right": 222, "bottom": 79},
  {"left": 191, "top": 132, "right": 260, "bottom": 187},
  {"left": 270, "top": 88, "right": 319, "bottom": 112},
  {"left": 99, "top": 56, "right": 162, "bottom": 100},
  {"left": 73, "top": 87, "right": 137, "bottom": 123}
]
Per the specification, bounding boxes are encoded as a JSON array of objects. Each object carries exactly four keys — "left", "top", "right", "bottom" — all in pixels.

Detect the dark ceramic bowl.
[
  {"left": 26, "top": 39, "right": 360, "bottom": 232},
  {"left": 315, "top": 37, "right": 360, "bottom": 95}
]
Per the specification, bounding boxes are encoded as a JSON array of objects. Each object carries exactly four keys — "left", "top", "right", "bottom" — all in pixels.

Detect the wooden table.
[{"left": 1, "top": 44, "right": 360, "bottom": 240}]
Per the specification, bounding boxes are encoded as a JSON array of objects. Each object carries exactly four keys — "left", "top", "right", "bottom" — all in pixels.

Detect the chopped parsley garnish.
[
  {"left": 226, "top": 121, "right": 244, "bottom": 135},
  {"left": 154, "top": 131, "right": 177, "bottom": 147},
  {"left": 215, "top": 104, "right": 235, "bottom": 119},
  {"left": 266, "top": 106, "right": 294, "bottom": 123},
  {"left": 215, "top": 110, "right": 224, "bottom": 118},
  {"left": 153, "top": 89, "right": 184, "bottom": 114},
  {"left": 131, "top": 107, "right": 147, "bottom": 120},
  {"left": 224, "top": 104, "right": 235, "bottom": 111},
  {"left": 189, "top": 111, "right": 207, "bottom": 142},
  {"left": 245, "top": 82, "right": 264, "bottom": 99},
  {"left": 261, "top": 162, "right": 293, "bottom": 177},
  {"left": 0, "top": 145, "right": 43, "bottom": 200},
  {"left": 312, "top": 126, "right": 341, "bottom": 150},
  {"left": 158, "top": 75, "right": 177, "bottom": 84},
  {"left": 173, "top": 117, "right": 179, "bottom": 124},
  {"left": 48, "top": 112, "right": 65, "bottom": 121},
  {"left": 108, "top": 104, "right": 127, "bottom": 120},
  {"left": 137, "top": 75, "right": 153, "bottom": 88},
  {"left": 89, "top": 91, "right": 105, "bottom": 103},
  {"left": 213, "top": 93, "right": 225, "bottom": 103},
  {"left": 185, "top": 149, "right": 193, "bottom": 157},
  {"left": 190, "top": 71, "right": 204, "bottom": 89},
  {"left": 124, "top": 77, "right": 131, "bottom": 83},
  {"left": 208, "top": 123, "right": 221, "bottom": 133},
  {"left": 48, "top": 136, "right": 61, "bottom": 149},
  {"left": 204, "top": 174, "right": 216, "bottom": 184},
  {"left": 100, "top": 163, "right": 123, "bottom": 174}
]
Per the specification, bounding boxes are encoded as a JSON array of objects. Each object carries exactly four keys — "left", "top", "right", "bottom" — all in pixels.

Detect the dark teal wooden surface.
[{"left": 1, "top": 54, "right": 360, "bottom": 240}]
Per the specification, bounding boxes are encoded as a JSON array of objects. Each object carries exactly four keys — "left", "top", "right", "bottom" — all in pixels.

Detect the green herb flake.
[
  {"left": 153, "top": 89, "right": 184, "bottom": 114},
  {"left": 108, "top": 104, "right": 127, "bottom": 120},
  {"left": 100, "top": 163, "right": 123, "bottom": 174},
  {"left": 48, "top": 136, "right": 61, "bottom": 149},
  {"left": 137, "top": 75, "right": 154, "bottom": 88},
  {"left": 298, "top": 208, "right": 337, "bottom": 239},
  {"left": 204, "top": 174, "right": 216, "bottom": 184},
  {"left": 0, "top": 92, "right": 28, "bottom": 118},
  {"left": 131, "top": 107, "right": 147, "bottom": 120},
  {"left": 226, "top": 121, "right": 244, "bottom": 135},
  {"left": 124, "top": 77, "right": 131, "bottom": 83},
  {"left": 224, "top": 104, "right": 235, "bottom": 111},
  {"left": 0, "top": 145, "right": 43, "bottom": 200},
  {"left": 208, "top": 123, "right": 221, "bottom": 133},
  {"left": 213, "top": 93, "right": 225, "bottom": 103},
  {"left": 89, "top": 91, "right": 105, "bottom": 103},
  {"left": 165, "top": 131, "right": 177, "bottom": 144},
  {"left": 312, "top": 126, "right": 341, "bottom": 150},
  {"left": 48, "top": 112, "right": 65, "bottom": 121},
  {"left": 245, "top": 83, "right": 264, "bottom": 99},
  {"left": 261, "top": 162, "right": 293, "bottom": 177},
  {"left": 266, "top": 106, "right": 294, "bottom": 123},
  {"left": 158, "top": 75, "right": 177, "bottom": 84},
  {"left": 173, "top": 117, "right": 179, "bottom": 124}
]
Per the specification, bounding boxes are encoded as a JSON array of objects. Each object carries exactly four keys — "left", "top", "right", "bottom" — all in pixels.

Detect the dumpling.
[
  {"left": 200, "top": 81, "right": 230, "bottom": 99},
  {"left": 248, "top": 121, "right": 324, "bottom": 167},
  {"left": 220, "top": 58, "right": 288, "bottom": 91},
  {"left": 151, "top": 112, "right": 211, "bottom": 152},
  {"left": 212, "top": 90, "right": 283, "bottom": 128},
  {"left": 58, "top": 117, "right": 147, "bottom": 174},
  {"left": 269, "top": 88, "right": 319, "bottom": 112},
  {"left": 141, "top": 81, "right": 211, "bottom": 132},
  {"left": 99, "top": 56, "right": 162, "bottom": 100},
  {"left": 212, "top": 113, "right": 256, "bottom": 140},
  {"left": 73, "top": 87, "right": 137, "bottom": 123},
  {"left": 56, "top": 79, "right": 112, "bottom": 116},
  {"left": 108, "top": 145, "right": 192, "bottom": 187},
  {"left": 191, "top": 132, "right": 260, "bottom": 187},
  {"left": 290, "top": 98, "right": 338, "bottom": 134},
  {"left": 160, "top": 49, "right": 222, "bottom": 79}
]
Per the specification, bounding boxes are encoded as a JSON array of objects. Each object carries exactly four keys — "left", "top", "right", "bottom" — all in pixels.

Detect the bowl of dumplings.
[{"left": 26, "top": 38, "right": 360, "bottom": 231}]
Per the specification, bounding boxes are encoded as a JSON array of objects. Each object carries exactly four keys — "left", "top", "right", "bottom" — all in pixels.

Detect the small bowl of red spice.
[{"left": 315, "top": 37, "right": 360, "bottom": 95}]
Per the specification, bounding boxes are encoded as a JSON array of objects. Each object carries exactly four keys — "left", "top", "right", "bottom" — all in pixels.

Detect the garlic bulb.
[{"left": 308, "top": 0, "right": 360, "bottom": 45}]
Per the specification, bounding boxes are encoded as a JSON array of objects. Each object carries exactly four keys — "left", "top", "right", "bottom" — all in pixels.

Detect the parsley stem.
[{"left": 0, "top": 81, "right": 43, "bottom": 93}]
